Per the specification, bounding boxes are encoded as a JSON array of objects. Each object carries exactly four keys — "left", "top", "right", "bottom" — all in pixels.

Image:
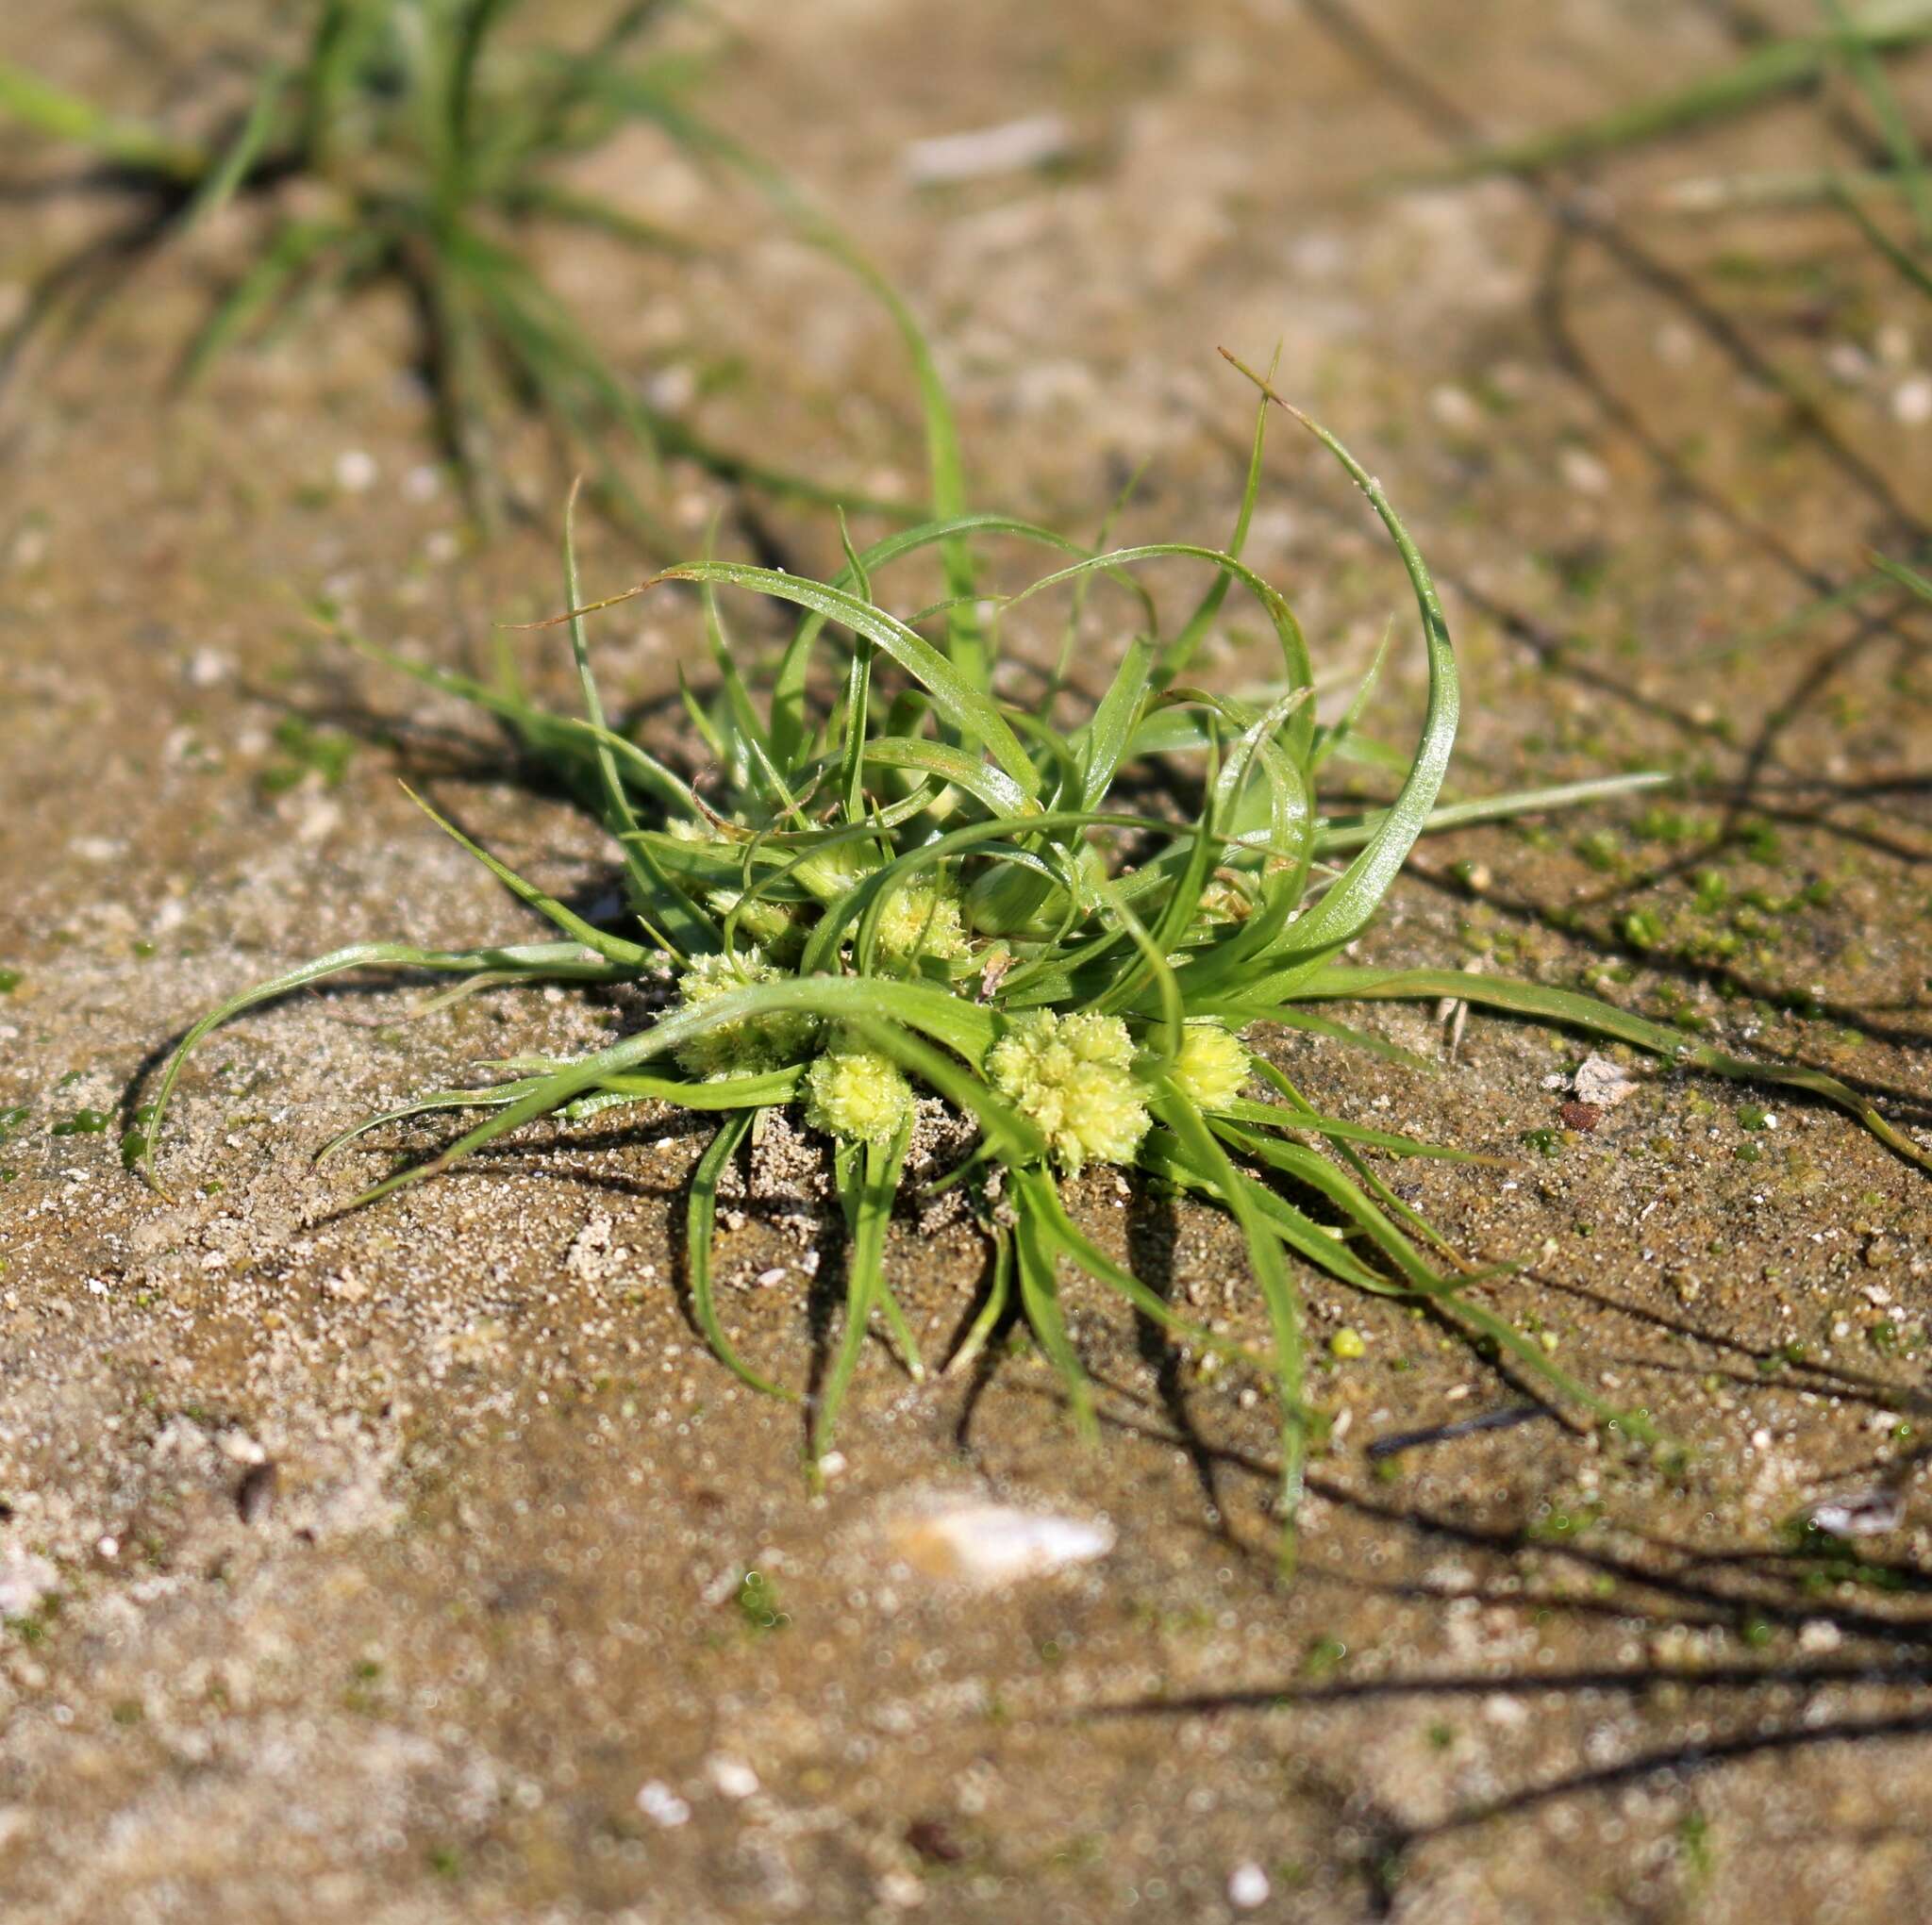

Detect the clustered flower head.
[
  {"left": 1171, "top": 1020, "right": 1250, "bottom": 1111},
  {"left": 804, "top": 1032, "right": 915, "bottom": 1149},
  {"left": 674, "top": 949, "right": 818, "bottom": 1079},
  {"left": 986, "top": 1009, "right": 1150, "bottom": 1174},
  {"left": 873, "top": 877, "right": 968, "bottom": 964}
]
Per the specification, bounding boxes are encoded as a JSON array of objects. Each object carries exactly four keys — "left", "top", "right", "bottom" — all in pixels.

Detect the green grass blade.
[
  {"left": 594, "top": 1065, "right": 805, "bottom": 1108},
  {"left": 1873, "top": 551, "right": 1932, "bottom": 602},
  {"left": 1833, "top": 177, "right": 1932, "bottom": 300},
  {"left": 1012, "top": 1192, "right": 1098, "bottom": 1442},
  {"left": 1152, "top": 1089, "right": 1307, "bottom": 1565},
  {"left": 500, "top": 179, "right": 697, "bottom": 253},
  {"left": 1296, "top": 965, "right": 1932, "bottom": 1172},
  {"left": 1310, "top": 618, "right": 1391, "bottom": 776},
  {"left": 182, "top": 62, "right": 290, "bottom": 230},
  {"left": 1217, "top": 1097, "right": 1493, "bottom": 1162},
  {"left": 1079, "top": 636, "right": 1156, "bottom": 806},
  {"left": 688, "top": 1109, "right": 796, "bottom": 1402},
  {"left": 398, "top": 783, "right": 654, "bottom": 966},
  {"left": 813, "top": 1125, "right": 910, "bottom": 1460},
  {"left": 1154, "top": 356, "right": 1274, "bottom": 691},
  {"left": 1314, "top": 772, "right": 1671, "bottom": 855},
  {"left": 764, "top": 514, "right": 1124, "bottom": 771},
  {"left": 946, "top": 1226, "right": 1013, "bottom": 1377},
  {"left": 142, "top": 938, "right": 626, "bottom": 1189},
  {"left": 1824, "top": 0, "right": 1932, "bottom": 246},
  {"left": 557, "top": 488, "right": 712, "bottom": 955},
  {"left": 0, "top": 58, "right": 208, "bottom": 178},
  {"left": 348, "top": 974, "right": 1007, "bottom": 1208},
  {"left": 314, "top": 1078, "right": 550, "bottom": 1160},
  {"left": 654, "top": 561, "right": 1039, "bottom": 799},
  {"left": 1019, "top": 1168, "right": 1273, "bottom": 1370},
  {"left": 859, "top": 738, "right": 1037, "bottom": 819},
  {"left": 1410, "top": 10, "right": 1932, "bottom": 182},
  {"left": 1221, "top": 356, "right": 1458, "bottom": 965},
  {"left": 179, "top": 218, "right": 347, "bottom": 387},
  {"left": 624, "top": 94, "right": 987, "bottom": 689}
]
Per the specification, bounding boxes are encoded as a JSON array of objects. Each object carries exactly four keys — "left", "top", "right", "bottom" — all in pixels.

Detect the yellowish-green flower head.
[
  {"left": 804, "top": 1034, "right": 914, "bottom": 1149},
  {"left": 986, "top": 1009, "right": 1149, "bottom": 1174},
  {"left": 1172, "top": 1021, "right": 1250, "bottom": 1111},
  {"left": 874, "top": 878, "right": 968, "bottom": 963},
  {"left": 674, "top": 949, "right": 817, "bottom": 1079}
]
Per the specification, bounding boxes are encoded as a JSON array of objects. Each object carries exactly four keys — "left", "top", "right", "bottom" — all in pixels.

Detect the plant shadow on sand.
[{"left": 1070, "top": 1382, "right": 1932, "bottom": 1912}]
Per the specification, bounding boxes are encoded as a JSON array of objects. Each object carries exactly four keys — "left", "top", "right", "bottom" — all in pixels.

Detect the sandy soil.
[{"left": 2, "top": 1, "right": 1930, "bottom": 1918}]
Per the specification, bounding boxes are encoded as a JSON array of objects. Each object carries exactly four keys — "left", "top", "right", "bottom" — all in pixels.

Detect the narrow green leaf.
[
  {"left": 656, "top": 562, "right": 1039, "bottom": 800},
  {"left": 1297, "top": 965, "right": 1932, "bottom": 1173},
  {"left": 0, "top": 58, "right": 207, "bottom": 178},
  {"left": 142, "top": 939, "right": 626, "bottom": 1190},
  {"left": 398, "top": 783, "right": 653, "bottom": 967},
  {"left": 689, "top": 1110, "right": 796, "bottom": 1401},
  {"left": 183, "top": 63, "right": 290, "bottom": 230},
  {"left": 814, "top": 1124, "right": 910, "bottom": 1459}
]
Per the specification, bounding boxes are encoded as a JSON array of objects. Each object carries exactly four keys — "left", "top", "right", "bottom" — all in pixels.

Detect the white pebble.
[
  {"left": 334, "top": 449, "right": 378, "bottom": 492},
  {"left": 1893, "top": 376, "right": 1932, "bottom": 425},
  {"left": 1559, "top": 446, "right": 1609, "bottom": 495},
  {"left": 636, "top": 1780, "right": 691, "bottom": 1828},
  {"left": 0, "top": 1547, "right": 58, "bottom": 1619},
  {"left": 884, "top": 1493, "right": 1114, "bottom": 1587},
  {"left": 901, "top": 113, "right": 1071, "bottom": 186},
  {"left": 1228, "top": 1862, "right": 1271, "bottom": 1909},
  {"left": 706, "top": 1755, "right": 759, "bottom": 1800}
]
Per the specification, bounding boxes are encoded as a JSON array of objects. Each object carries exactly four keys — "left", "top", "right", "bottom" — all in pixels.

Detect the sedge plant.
[
  {"left": 140, "top": 354, "right": 1931, "bottom": 1567},
  {"left": 0, "top": 0, "right": 881, "bottom": 530}
]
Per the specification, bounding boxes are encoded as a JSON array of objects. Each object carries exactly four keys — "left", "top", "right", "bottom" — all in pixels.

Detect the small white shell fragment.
[
  {"left": 706, "top": 1755, "right": 758, "bottom": 1801},
  {"left": 884, "top": 1493, "right": 1114, "bottom": 1586},
  {"left": 635, "top": 1780, "right": 691, "bottom": 1828},
  {"left": 901, "top": 114, "right": 1072, "bottom": 186},
  {"left": 0, "top": 1546, "right": 58, "bottom": 1620},
  {"left": 217, "top": 1430, "right": 268, "bottom": 1467},
  {"left": 1804, "top": 1489, "right": 1904, "bottom": 1538},
  {"left": 1574, "top": 1054, "right": 1641, "bottom": 1108},
  {"left": 1228, "top": 1862, "right": 1271, "bottom": 1910}
]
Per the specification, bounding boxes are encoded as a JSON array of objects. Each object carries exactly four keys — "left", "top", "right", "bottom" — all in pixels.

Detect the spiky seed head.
[
  {"left": 1172, "top": 1021, "right": 1251, "bottom": 1111},
  {"left": 874, "top": 878, "right": 969, "bottom": 963},
  {"left": 986, "top": 1009, "right": 1149, "bottom": 1174},
  {"left": 805, "top": 1034, "right": 914, "bottom": 1149},
  {"left": 674, "top": 948, "right": 817, "bottom": 1079}
]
